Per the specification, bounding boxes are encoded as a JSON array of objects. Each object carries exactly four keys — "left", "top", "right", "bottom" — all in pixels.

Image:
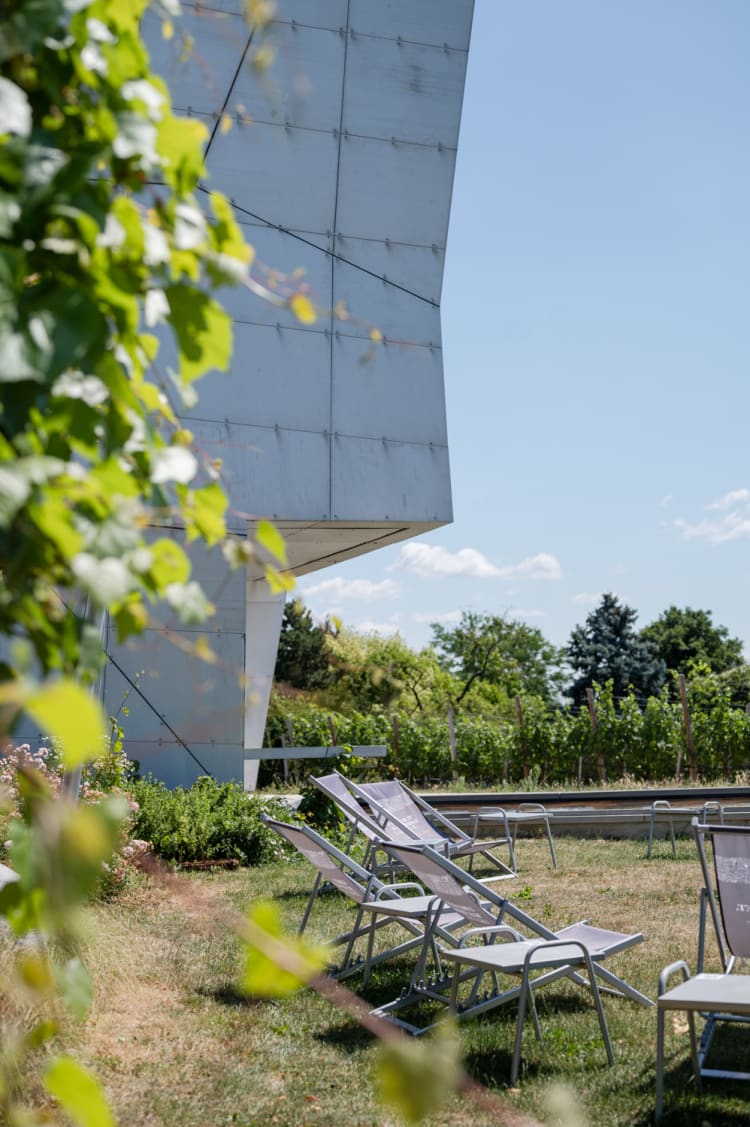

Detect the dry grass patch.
[{"left": 64, "top": 835, "right": 750, "bottom": 1125}]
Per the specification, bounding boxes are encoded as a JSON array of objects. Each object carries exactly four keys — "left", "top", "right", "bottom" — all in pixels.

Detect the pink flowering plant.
[{"left": 0, "top": 739, "right": 150, "bottom": 898}]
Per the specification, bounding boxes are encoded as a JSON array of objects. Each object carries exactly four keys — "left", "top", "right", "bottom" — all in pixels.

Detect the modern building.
[{"left": 101, "top": 0, "right": 475, "bottom": 788}]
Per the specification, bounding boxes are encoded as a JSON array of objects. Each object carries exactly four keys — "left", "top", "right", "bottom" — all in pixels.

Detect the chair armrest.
[
  {"left": 458, "top": 924, "right": 523, "bottom": 947},
  {"left": 658, "top": 959, "right": 692, "bottom": 995},
  {"left": 374, "top": 881, "right": 425, "bottom": 900},
  {"left": 472, "top": 808, "right": 511, "bottom": 838}
]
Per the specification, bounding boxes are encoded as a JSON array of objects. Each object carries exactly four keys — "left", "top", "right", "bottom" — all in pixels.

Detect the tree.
[
  {"left": 566, "top": 593, "right": 666, "bottom": 707},
  {"left": 274, "top": 599, "right": 332, "bottom": 691},
  {"left": 639, "top": 606, "right": 744, "bottom": 676},
  {"left": 431, "top": 611, "right": 564, "bottom": 707},
  {"left": 323, "top": 627, "right": 445, "bottom": 714}
]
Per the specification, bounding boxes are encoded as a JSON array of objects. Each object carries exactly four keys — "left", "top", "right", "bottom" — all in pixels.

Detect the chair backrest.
[
  {"left": 383, "top": 840, "right": 557, "bottom": 941},
  {"left": 694, "top": 819, "right": 750, "bottom": 965},
  {"left": 263, "top": 815, "right": 373, "bottom": 905},
  {"left": 351, "top": 779, "right": 448, "bottom": 845},
  {"left": 382, "top": 842, "right": 493, "bottom": 925},
  {"left": 309, "top": 773, "right": 387, "bottom": 844}
]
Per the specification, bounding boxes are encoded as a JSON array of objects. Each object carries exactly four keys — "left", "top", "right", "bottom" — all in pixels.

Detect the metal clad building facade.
[{"left": 101, "top": 1, "right": 474, "bottom": 787}]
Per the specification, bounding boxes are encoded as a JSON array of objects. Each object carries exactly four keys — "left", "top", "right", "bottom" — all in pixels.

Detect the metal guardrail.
[{"left": 245, "top": 745, "right": 387, "bottom": 761}]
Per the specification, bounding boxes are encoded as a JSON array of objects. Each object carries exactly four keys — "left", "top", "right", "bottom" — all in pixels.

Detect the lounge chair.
[
  {"left": 309, "top": 771, "right": 437, "bottom": 877},
  {"left": 261, "top": 816, "right": 464, "bottom": 984},
  {"left": 348, "top": 774, "right": 517, "bottom": 881},
  {"left": 655, "top": 819, "right": 750, "bottom": 1119},
  {"left": 372, "top": 840, "right": 650, "bottom": 1081}
]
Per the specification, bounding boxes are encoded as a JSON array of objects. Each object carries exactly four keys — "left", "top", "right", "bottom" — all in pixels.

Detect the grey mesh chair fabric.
[
  {"left": 656, "top": 819, "right": 750, "bottom": 1118},
  {"left": 261, "top": 816, "right": 463, "bottom": 984},
  {"left": 371, "top": 841, "right": 649, "bottom": 1080},
  {"left": 309, "top": 772, "right": 423, "bottom": 871},
  {"left": 348, "top": 775, "right": 517, "bottom": 880}
]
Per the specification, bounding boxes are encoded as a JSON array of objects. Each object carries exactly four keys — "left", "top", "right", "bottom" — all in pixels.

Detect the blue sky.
[{"left": 299, "top": 0, "right": 750, "bottom": 654}]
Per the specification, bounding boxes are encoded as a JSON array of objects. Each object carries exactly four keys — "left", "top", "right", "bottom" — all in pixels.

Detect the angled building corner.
[{"left": 103, "top": 0, "right": 475, "bottom": 787}]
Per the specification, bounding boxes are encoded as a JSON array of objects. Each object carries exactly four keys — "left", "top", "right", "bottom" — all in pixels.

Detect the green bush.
[{"left": 131, "top": 777, "right": 292, "bottom": 866}]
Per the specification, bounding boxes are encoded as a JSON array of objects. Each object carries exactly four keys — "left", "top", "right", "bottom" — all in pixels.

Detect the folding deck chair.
[
  {"left": 261, "top": 816, "right": 464, "bottom": 984},
  {"left": 374, "top": 841, "right": 650, "bottom": 1082},
  {"left": 349, "top": 774, "right": 517, "bottom": 881},
  {"left": 655, "top": 818, "right": 750, "bottom": 1119},
  {"left": 310, "top": 772, "right": 442, "bottom": 877}
]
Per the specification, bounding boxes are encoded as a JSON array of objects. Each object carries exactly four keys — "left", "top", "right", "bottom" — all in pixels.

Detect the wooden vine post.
[
  {"left": 447, "top": 706, "right": 458, "bottom": 782},
  {"left": 515, "top": 695, "right": 528, "bottom": 779},
  {"left": 586, "top": 687, "right": 607, "bottom": 783},
  {"left": 678, "top": 674, "right": 697, "bottom": 782}
]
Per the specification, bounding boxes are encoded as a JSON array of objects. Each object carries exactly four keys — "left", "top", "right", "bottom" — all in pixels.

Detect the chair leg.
[
  {"left": 656, "top": 1004, "right": 666, "bottom": 1121},
  {"left": 299, "top": 871, "right": 323, "bottom": 934},
  {"left": 511, "top": 969, "right": 532, "bottom": 1085},
  {"left": 583, "top": 950, "right": 614, "bottom": 1065},
  {"left": 545, "top": 820, "right": 557, "bottom": 869}
]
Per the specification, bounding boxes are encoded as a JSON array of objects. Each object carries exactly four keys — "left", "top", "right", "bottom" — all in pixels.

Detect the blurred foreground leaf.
[
  {"left": 25, "top": 680, "right": 105, "bottom": 770},
  {"left": 43, "top": 1056, "right": 116, "bottom": 1127},
  {"left": 376, "top": 1020, "right": 462, "bottom": 1124},
  {"left": 241, "top": 901, "right": 328, "bottom": 998}
]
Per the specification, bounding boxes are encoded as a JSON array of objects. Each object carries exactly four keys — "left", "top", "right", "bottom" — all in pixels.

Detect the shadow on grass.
[
  {"left": 314, "top": 1021, "right": 373, "bottom": 1053},
  {"left": 199, "top": 982, "right": 266, "bottom": 1008}
]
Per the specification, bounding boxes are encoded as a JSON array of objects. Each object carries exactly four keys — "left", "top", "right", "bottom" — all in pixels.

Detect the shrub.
[
  {"left": 131, "top": 776, "right": 292, "bottom": 866},
  {"left": 0, "top": 740, "right": 143, "bottom": 897}
]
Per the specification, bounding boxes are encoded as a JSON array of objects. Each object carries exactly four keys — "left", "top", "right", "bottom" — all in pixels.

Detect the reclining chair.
[
  {"left": 655, "top": 819, "right": 750, "bottom": 1119},
  {"left": 375, "top": 840, "right": 650, "bottom": 1083}
]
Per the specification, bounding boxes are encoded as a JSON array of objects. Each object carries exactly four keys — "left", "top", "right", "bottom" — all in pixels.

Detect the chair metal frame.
[
  {"left": 261, "top": 815, "right": 464, "bottom": 984},
  {"left": 348, "top": 774, "right": 517, "bottom": 881},
  {"left": 655, "top": 819, "right": 750, "bottom": 1118},
  {"left": 370, "top": 839, "right": 650, "bottom": 1073},
  {"left": 473, "top": 802, "right": 557, "bottom": 870}
]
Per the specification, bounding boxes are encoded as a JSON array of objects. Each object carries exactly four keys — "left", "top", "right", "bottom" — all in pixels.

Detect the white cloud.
[
  {"left": 570, "top": 592, "right": 602, "bottom": 606},
  {"left": 389, "top": 544, "right": 562, "bottom": 582},
  {"left": 674, "top": 513, "right": 750, "bottom": 543},
  {"left": 673, "top": 488, "right": 750, "bottom": 543},
  {"left": 353, "top": 618, "right": 401, "bottom": 636},
  {"left": 508, "top": 607, "right": 547, "bottom": 619},
  {"left": 502, "top": 553, "right": 561, "bottom": 581},
  {"left": 389, "top": 543, "right": 501, "bottom": 578},
  {"left": 708, "top": 488, "right": 750, "bottom": 511},
  {"left": 659, "top": 494, "right": 673, "bottom": 508},
  {"left": 301, "top": 577, "right": 399, "bottom": 601},
  {"left": 412, "top": 609, "right": 462, "bottom": 625}
]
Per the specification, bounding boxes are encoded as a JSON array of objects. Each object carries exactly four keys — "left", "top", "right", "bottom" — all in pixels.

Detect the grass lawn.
[{"left": 71, "top": 834, "right": 750, "bottom": 1126}]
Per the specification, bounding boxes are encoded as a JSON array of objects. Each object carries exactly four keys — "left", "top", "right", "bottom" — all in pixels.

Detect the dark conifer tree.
[{"left": 566, "top": 593, "right": 665, "bottom": 706}]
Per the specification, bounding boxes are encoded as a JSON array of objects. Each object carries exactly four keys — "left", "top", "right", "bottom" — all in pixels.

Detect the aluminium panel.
[
  {"left": 140, "top": 533, "right": 246, "bottom": 635},
  {"left": 205, "top": 121, "right": 339, "bottom": 235},
  {"left": 332, "top": 258, "right": 442, "bottom": 347},
  {"left": 332, "top": 335, "right": 447, "bottom": 447},
  {"left": 334, "top": 235, "right": 446, "bottom": 305},
  {"left": 190, "top": 420, "right": 332, "bottom": 521},
  {"left": 127, "top": 743, "right": 244, "bottom": 788},
  {"left": 271, "top": 1, "right": 349, "bottom": 30},
  {"left": 232, "top": 21, "right": 345, "bottom": 134},
  {"left": 145, "top": 0, "right": 350, "bottom": 29},
  {"left": 333, "top": 234, "right": 444, "bottom": 306},
  {"left": 215, "top": 225, "right": 333, "bottom": 329},
  {"left": 144, "top": 5, "right": 249, "bottom": 117},
  {"left": 331, "top": 435, "right": 451, "bottom": 524},
  {"left": 336, "top": 134, "right": 458, "bottom": 247},
  {"left": 183, "top": 321, "right": 331, "bottom": 432},
  {"left": 348, "top": 0, "right": 474, "bottom": 50},
  {"left": 343, "top": 34, "right": 468, "bottom": 147},
  {"left": 103, "top": 630, "right": 245, "bottom": 746}
]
